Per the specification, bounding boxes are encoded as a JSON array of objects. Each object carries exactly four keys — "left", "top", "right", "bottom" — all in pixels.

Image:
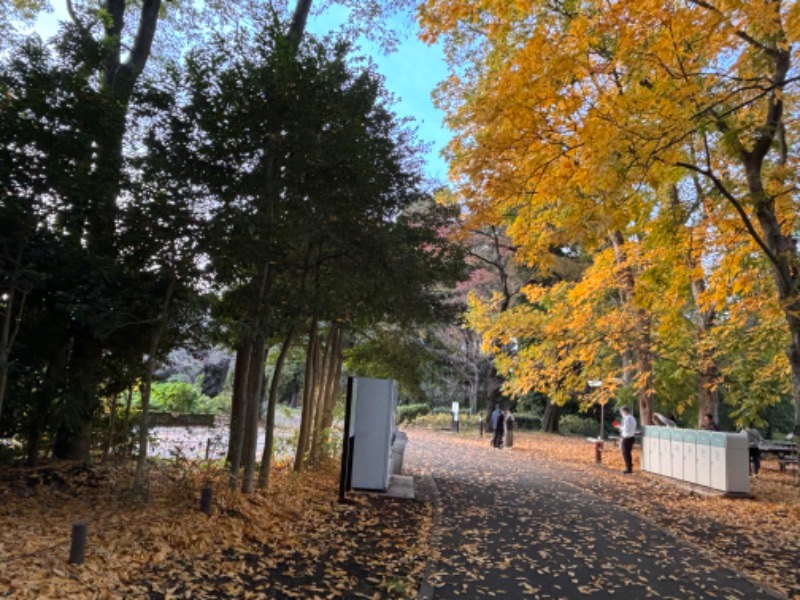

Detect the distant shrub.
[
  {"left": 151, "top": 382, "right": 201, "bottom": 414},
  {"left": 194, "top": 391, "right": 231, "bottom": 415},
  {"left": 559, "top": 414, "right": 600, "bottom": 437},
  {"left": 413, "top": 412, "right": 482, "bottom": 431},
  {"left": 514, "top": 414, "right": 541, "bottom": 431},
  {"left": 397, "top": 403, "right": 431, "bottom": 425}
]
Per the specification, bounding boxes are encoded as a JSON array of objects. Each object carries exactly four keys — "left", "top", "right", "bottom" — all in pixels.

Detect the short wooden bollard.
[
  {"left": 594, "top": 440, "right": 604, "bottom": 464},
  {"left": 200, "top": 486, "right": 212, "bottom": 515},
  {"left": 69, "top": 522, "right": 87, "bottom": 564}
]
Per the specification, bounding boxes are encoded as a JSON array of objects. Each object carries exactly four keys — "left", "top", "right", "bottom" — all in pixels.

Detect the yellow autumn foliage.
[{"left": 425, "top": 0, "right": 800, "bottom": 423}]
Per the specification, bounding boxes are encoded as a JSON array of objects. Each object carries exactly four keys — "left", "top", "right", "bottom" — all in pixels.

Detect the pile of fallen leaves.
[
  {"left": 493, "top": 431, "right": 800, "bottom": 598},
  {"left": 0, "top": 458, "right": 431, "bottom": 599}
]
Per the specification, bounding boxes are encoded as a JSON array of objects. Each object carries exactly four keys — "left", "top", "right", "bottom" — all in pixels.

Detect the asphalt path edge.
[{"left": 415, "top": 473, "right": 442, "bottom": 600}]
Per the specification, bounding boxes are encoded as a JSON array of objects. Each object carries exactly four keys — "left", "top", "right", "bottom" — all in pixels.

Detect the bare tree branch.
[{"left": 675, "top": 160, "right": 791, "bottom": 290}]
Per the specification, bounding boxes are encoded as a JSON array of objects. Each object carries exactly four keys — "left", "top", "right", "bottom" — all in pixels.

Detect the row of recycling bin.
[{"left": 641, "top": 427, "right": 750, "bottom": 494}]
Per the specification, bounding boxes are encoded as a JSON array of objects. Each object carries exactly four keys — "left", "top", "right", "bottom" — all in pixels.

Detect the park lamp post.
[
  {"left": 588, "top": 380, "right": 605, "bottom": 438},
  {"left": 588, "top": 380, "right": 604, "bottom": 464}
]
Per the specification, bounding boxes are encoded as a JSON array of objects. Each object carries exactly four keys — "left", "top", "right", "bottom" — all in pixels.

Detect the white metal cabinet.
[{"left": 350, "top": 378, "right": 397, "bottom": 491}]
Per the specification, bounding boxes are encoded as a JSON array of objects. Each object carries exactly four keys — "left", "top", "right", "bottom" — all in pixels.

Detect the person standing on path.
[
  {"left": 743, "top": 424, "right": 762, "bottom": 476},
  {"left": 492, "top": 408, "right": 506, "bottom": 448},
  {"left": 491, "top": 404, "right": 503, "bottom": 448},
  {"left": 504, "top": 409, "right": 515, "bottom": 448},
  {"left": 618, "top": 406, "right": 637, "bottom": 473}
]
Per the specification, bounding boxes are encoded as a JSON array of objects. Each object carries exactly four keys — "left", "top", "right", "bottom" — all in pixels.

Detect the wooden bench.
[{"left": 778, "top": 457, "right": 798, "bottom": 472}]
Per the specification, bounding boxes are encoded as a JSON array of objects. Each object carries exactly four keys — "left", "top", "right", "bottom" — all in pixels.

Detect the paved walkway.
[{"left": 404, "top": 430, "right": 783, "bottom": 600}]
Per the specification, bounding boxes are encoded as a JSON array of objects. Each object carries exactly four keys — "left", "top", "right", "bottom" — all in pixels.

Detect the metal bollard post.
[
  {"left": 480, "top": 418, "right": 484, "bottom": 437},
  {"left": 594, "top": 440, "right": 603, "bottom": 464},
  {"left": 69, "top": 522, "right": 87, "bottom": 565},
  {"left": 200, "top": 486, "right": 212, "bottom": 515}
]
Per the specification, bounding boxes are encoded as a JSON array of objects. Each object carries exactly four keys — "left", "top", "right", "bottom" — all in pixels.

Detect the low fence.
[{"left": 147, "top": 412, "right": 216, "bottom": 427}]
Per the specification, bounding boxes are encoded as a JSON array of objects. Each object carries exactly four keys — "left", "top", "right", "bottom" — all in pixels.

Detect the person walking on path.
[
  {"left": 504, "top": 409, "right": 515, "bottom": 448},
  {"left": 617, "top": 406, "right": 637, "bottom": 474},
  {"left": 743, "top": 424, "right": 762, "bottom": 476},
  {"left": 491, "top": 405, "right": 504, "bottom": 448}
]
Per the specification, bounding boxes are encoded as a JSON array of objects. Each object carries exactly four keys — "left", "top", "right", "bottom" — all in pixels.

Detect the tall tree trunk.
[
  {"left": 610, "top": 231, "right": 654, "bottom": 427},
  {"left": 27, "top": 338, "right": 71, "bottom": 466},
  {"left": 483, "top": 362, "right": 504, "bottom": 414},
  {"left": 122, "top": 385, "right": 133, "bottom": 457},
  {"left": 541, "top": 399, "right": 560, "bottom": 433},
  {"left": 234, "top": 244, "right": 273, "bottom": 485},
  {"left": 294, "top": 319, "right": 319, "bottom": 472},
  {"left": 25, "top": 345, "right": 69, "bottom": 466},
  {"left": 53, "top": 333, "right": 102, "bottom": 461},
  {"left": 258, "top": 326, "right": 296, "bottom": 489},
  {"left": 635, "top": 330, "right": 654, "bottom": 428},
  {"left": 690, "top": 279, "right": 721, "bottom": 426},
  {"left": 26, "top": 362, "right": 63, "bottom": 468},
  {"left": 309, "top": 325, "right": 337, "bottom": 466},
  {"left": 687, "top": 45, "right": 800, "bottom": 434},
  {"left": 55, "top": 0, "right": 165, "bottom": 460},
  {"left": 320, "top": 347, "right": 343, "bottom": 439},
  {"left": 240, "top": 342, "right": 262, "bottom": 475},
  {"left": 0, "top": 289, "right": 12, "bottom": 425},
  {"left": 0, "top": 281, "right": 26, "bottom": 424},
  {"left": 26, "top": 412, "right": 45, "bottom": 468},
  {"left": 620, "top": 350, "right": 635, "bottom": 386},
  {"left": 134, "top": 354, "right": 155, "bottom": 489},
  {"left": 228, "top": 340, "right": 252, "bottom": 489},
  {"left": 90, "top": 0, "right": 163, "bottom": 254},
  {"left": 753, "top": 203, "right": 800, "bottom": 437},
  {"left": 241, "top": 339, "right": 267, "bottom": 494},
  {"left": 310, "top": 324, "right": 344, "bottom": 466},
  {"left": 288, "top": 0, "right": 314, "bottom": 48},
  {"left": 678, "top": 180, "right": 723, "bottom": 427},
  {"left": 464, "top": 331, "right": 481, "bottom": 414},
  {"left": 320, "top": 327, "right": 345, "bottom": 430},
  {"left": 104, "top": 394, "right": 117, "bottom": 460},
  {"left": 134, "top": 274, "right": 175, "bottom": 490}
]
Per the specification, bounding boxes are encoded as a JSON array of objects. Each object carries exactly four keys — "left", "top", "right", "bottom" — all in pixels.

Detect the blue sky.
[
  {"left": 33, "top": 3, "right": 451, "bottom": 183},
  {"left": 307, "top": 7, "right": 451, "bottom": 183},
  {"left": 367, "top": 37, "right": 450, "bottom": 182}
]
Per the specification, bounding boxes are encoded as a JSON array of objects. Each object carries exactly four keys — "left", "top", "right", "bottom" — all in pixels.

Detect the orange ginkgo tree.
[{"left": 422, "top": 0, "right": 800, "bottom": 432}]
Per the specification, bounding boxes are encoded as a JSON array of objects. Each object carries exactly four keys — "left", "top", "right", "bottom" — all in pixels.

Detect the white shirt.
[{"left": 620, "top": 414, "right": 637, "bottom": 438}]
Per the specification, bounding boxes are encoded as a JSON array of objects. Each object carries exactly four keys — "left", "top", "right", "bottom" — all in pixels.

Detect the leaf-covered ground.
[
  {"left": 406, "top": 428, "right": 800, "bottom": 599},
  {"left": 1, "top": 429, "right": 798, "bottom": 598},
  {"left": 0, "top": 459, "right": 431, "bottom": 599}
]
